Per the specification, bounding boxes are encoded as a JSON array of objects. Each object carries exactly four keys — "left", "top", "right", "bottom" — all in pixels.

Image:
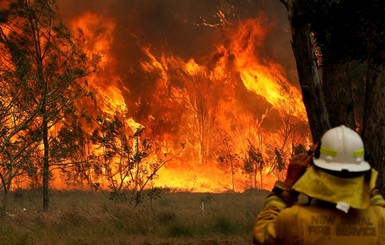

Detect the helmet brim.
[{"left": 313, "top": 158, "right": 371, "bottom": 172}]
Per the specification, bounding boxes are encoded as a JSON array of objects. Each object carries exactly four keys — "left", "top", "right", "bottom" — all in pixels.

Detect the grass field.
[{"left": 0, "top": 188, "right": 269, "bottom": 245}]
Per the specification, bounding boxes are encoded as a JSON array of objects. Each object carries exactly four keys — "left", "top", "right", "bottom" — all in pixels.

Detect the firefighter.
[{"left": 252, "top": 125, "right": 385, "bottom": 244}]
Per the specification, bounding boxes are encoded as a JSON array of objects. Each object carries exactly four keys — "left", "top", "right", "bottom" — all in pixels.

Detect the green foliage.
[
  {"left": 84, "top": 115, "right": 184, "bottom": 206},
  {"left": 50, "top": 124, "right": 87, "bottom": 161}
]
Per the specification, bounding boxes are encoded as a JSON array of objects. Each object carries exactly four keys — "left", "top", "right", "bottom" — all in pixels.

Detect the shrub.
[
  {"left": 158, "top": 198, "right": 172, "bottom": 207},
  {"left": 157, "top": 211, "right": 177, "bottom": 223},
  {"left": 214, "top": 215, "right": 234, "bottom": 234},
  {"left": 167, "top": 223, "right": 192, "bottom": 237}
]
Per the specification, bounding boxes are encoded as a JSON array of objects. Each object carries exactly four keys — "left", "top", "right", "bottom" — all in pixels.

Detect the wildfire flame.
[{"left": 4, "top": 1, "right": 310, "bottom": 192}]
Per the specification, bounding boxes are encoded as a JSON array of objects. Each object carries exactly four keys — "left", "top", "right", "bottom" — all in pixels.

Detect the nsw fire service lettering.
[
  {"left": 335, "top": 226, "right": 376, "bottom": 236},
  {"left": 339, "top": 216, "right": 373, "bottom": 226},
  {"left": 311, "top": 215, "right": 336, "bottom": 225},
  {"left": 335, "top": 216, "right": 376, "bottom": 237},
  {"left": 308, "top": 215, "right": 334, "bottom": 236},
  {"left": 306, "top": 215, "right": 377, "bottom": 237},
  {"left": 308, "top": 226, "right": 331, "bottom": 236}
]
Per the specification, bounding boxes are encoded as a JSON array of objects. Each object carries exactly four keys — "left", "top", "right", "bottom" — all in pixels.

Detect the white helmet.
[{"left": 313, "top": 125, "right": 371, "bottom": 172}]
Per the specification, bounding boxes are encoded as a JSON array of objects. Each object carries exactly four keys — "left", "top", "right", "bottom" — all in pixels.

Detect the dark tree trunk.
[
  {"left": 278, "top": 0, "right": 384, "bottom": 195},
  {"left": 361, "top": 64, "right": 385, "bottom": 195},
  {"left": 281, "top": 0, "right": 330, "bottom": 143},
  {"left": 322, "top": 62, "right": 356, "bottom": 129},
  {"left": 42, "top": 118, "right": 49, "bottom": 212}
]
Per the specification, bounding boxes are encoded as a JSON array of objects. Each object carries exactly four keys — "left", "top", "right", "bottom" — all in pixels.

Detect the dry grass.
[{"left": 0, "top": 188, "right": 269, "bottom": 245}]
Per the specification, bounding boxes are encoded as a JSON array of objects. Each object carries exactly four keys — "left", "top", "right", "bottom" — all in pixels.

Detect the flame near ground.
[{"left": 49, "top": 0, "right": 311, "bottom": 192}]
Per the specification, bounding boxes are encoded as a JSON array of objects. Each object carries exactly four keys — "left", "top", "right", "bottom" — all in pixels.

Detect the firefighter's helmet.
[{"left": 313, "top": 125, "right": 371, "bottom": 172}]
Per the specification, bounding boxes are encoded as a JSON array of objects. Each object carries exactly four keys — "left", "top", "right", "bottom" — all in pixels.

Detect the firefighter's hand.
[{"left": 284, "top": 153, "right": 312, "bottom": 186}]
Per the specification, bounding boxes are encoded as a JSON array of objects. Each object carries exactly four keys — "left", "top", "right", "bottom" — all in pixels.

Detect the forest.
[
  {"left": 0, "top": 0, "right": 384, "bottom": 216},
  {"left": 0, "top": 0, "right": 385, "bottom": 244}
]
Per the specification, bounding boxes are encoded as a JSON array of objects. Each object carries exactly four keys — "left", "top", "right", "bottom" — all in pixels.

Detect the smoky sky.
[
  {"left": 56, "top": 0, "right": 297, "bottom": 131},
  {"left": 57, "top": 1, "right": 295, "bottom": 77}
]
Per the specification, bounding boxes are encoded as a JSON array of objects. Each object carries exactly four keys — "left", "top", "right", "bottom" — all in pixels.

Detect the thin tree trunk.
[
  {"left": 27, "top": 0, "right": 50, "bottom": 212},
  {"left": 42, "top": 117, "right": 49, "bottom": 211},
  {"left": 230, "top": 158, "right": 235, "bottom": 191},
  {"left": 253, "top": 169, "right": 257, "bottom": 188}
]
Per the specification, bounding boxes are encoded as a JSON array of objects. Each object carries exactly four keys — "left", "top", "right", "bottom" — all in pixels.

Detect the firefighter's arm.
[
  {"left": 370, "top": 188, "right": 385, "bottom": 206},
  {"left": 252, "top": 153, "right": 311, "bottom": 245},
  {"left": 252, "top": 183, "right": 298, "bottom": 244}
]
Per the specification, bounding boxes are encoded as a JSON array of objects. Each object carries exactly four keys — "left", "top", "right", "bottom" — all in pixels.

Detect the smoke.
[
  {"left": 57, "top": 0, "right": 295, "bottom": 89},
  {"left": 57, "top": 1, "right": 305, "bottom": 143}
]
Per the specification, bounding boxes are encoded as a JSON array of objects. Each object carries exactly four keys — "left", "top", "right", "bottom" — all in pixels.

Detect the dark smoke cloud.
[{"left": 57, "top": 0, "right": 294, "bottom": 80}]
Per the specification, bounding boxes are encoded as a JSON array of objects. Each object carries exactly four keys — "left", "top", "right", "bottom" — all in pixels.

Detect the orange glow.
[
  {"left": 1, "top": 2, "right": 311, "bottom": 192},
  {"left": 125, "top": 17, "right": 309, "bottom": 191},
  {"left": 66, "top": 11, "right": 128, "bottom": 116}
]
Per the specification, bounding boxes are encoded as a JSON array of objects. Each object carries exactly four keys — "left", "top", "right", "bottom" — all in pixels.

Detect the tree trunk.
[
  {"left": 282, "top": 0, "right": 330, "bottom": 143},
  {"left": 42, "top": 116, "right": 49, "bottom": 211},
  {"left": 361, "top": 64, "right": 385, "bottom": 195},
  {"left": 253, "top": 168, "right": 257, "bottom": 188},
  {"left": 322, "top": 62, "right": 356, "bottom": 129},
  {"left": 230, "top": 158, "right": 235, "bottom": 191}
]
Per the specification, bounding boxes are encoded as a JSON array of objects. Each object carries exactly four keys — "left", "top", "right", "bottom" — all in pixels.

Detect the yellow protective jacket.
[{"left": 252, "top": 192, "right": 385, "bottom": 245}]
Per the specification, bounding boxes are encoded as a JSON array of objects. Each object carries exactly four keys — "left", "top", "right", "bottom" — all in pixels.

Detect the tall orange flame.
[{"left": 4, "top": 1, "right": 311, "bottom": 192}]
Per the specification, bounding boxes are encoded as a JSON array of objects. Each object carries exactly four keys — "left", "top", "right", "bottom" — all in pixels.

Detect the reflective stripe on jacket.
[{"left": 253, "top": 193, "right": 385, "bottom": 245}]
